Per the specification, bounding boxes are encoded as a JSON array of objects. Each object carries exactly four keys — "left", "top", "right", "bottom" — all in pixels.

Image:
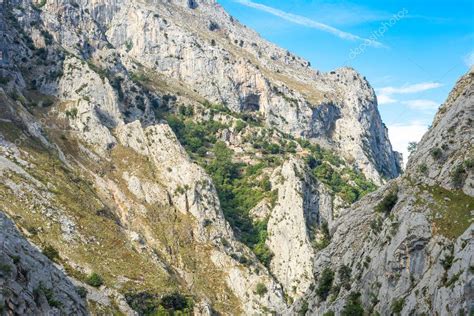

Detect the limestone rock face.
[
  {"left": 267, "top": 158, "right": 332, "bottom": 298},
  {"left": 0, "top": 212, "right": 88, "bottom": 315},
  {"left": 0, "top": 0, "right": 469, "bottom": 314},
  {"left": 287, "top": 69, "right": 474, "bottom": 315},
  {"left": 9, "top": 0, "right": 400, "bottom": 183},
  {"left": 406, "top": 68, "right": 474, "bottom": 195}
]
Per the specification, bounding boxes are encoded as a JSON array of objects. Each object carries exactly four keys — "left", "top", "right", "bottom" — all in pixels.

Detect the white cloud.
[
  {"left": 234, "top": 0, "right": 385, "bottom": 48},
  {"left": 377, "top": 94, "right": 397, "bottom": 105},
  {"left": 377, "top": 82, "right": 443, "bottom": 95},
  {"left": 388, "top": 121, "right": 428, "bottom": 167},
  {"left": 465, "top": 51, "right": 474, "bottom": 67},
  {"left": 402, "top": 99, "right": 439, "bottom": 110}
]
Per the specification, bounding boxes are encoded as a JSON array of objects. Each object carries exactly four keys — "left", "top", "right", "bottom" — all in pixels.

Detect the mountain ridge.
[{"left": 0, "top": 0, "right": 471, "bottom": 315}]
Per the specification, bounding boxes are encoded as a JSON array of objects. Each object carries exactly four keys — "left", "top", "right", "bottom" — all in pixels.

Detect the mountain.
[
  {"left": 0, "top": 0, "right": 470, "bottom": 315},
  {"left": 288, "top": 68, "right": 473, "bottom": 315}
]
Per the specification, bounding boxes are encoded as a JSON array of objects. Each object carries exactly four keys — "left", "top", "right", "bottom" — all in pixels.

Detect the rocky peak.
[{"left": 406, "top": 67, "right": 473, "bottom": 195}]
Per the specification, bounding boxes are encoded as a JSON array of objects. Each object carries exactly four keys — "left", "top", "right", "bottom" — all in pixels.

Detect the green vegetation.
[
  {"left": 323, "top": 311, "right": 335, "bottom": 316},
  {"left": 302, "top": 141, "right": 376, "bottom": 204},
  {"left": 206, "top": 142, "right": 275, "bottom": 264},
  {"left": 86, "top": 273, "right": 104, "bottom": 287},
  {"left": 65, "top": 108, "right": 78, "bottom": 119},
  {"left": 441, "top": 247, "right": 454, "bottom": 270},
  {"left": 430, "top": 147, "right": 443, "bottom": 160},
  {"left": 34, "top": 283, "right": 62, "bottom": 308},
  {"left": 34, "top": 0, "right": 47, "bottom": 9},
  {"left": 418, "top": 163, "right": 428, "bottom": 174},
  {"left": 407, "top": 142, "right": 417, "bottom": 155},
  {"left": 167, "top": 114, "right": 227, "bottom": 157},
  {"left": 299, "top": 300, "right": 309, "bottom": 316},
  {"left": 391, "top": 298, "right": 405, "bottom": 315},
  {"left": 375, "top": 188, "right": 398, "bottom": 215},
  {"left": 451, "top": 164, "right": 467, "bottom": 188},
  {"left": 76, "top": 286, "right": 87, "bottom": 299},
  {"left": 338, "top": 265, "right": 352, "bottom": 290},
  {"left": 312, "top": 221, "right": 331, "bottom": 250},
  {"left": 125, "top": 292, "right": 193, "bottom": 315},
  {"left": 0, "top": 263, "right": 12, "bottom": 276},
  {"left": 370, "top": 216, "right": 383, "bottom": 234},
  {"left": 255, "top": 283, "right": 268, "bottom": 296},
  {"left": 168, "top": 113, "right": 276, "bottom": 264},
  {"left": 42, "top": 245, "right": 60, "bottom": 262},
  {"left": 0, "top": 76, "right": 10, "bottom": 85},
  {"left": 341, "top": 292, "right": 364, "bottom": 316},
  {"left": 167, "top": 103, "right": 376, "bottom": 267},
  {"left": 416, "top": 184, "right": 473, "bottom": 239},
  {"left": 125, "top": 40, "right": 133, "bottom": 52},
  {"left": 316, "top": 268, "right": 335, "bottom": 301},
  {"left": 445, "top": 271, "right": 462, "bottom": 288}
]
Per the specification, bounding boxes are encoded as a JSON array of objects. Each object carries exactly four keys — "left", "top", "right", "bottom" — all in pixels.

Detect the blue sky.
[{"left": 217, "top": 0, "right": 474, "bottom": 163}]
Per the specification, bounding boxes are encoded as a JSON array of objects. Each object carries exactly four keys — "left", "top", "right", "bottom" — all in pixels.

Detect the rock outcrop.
[
  {"left": 0, "top": 212, "right": 88, "bottom": 315},
  {"left": 0, "top": 0, "right": 469, "bottom": 314},
  {"left": 288, "top": 68, "right": 473, "bottom": 316}
]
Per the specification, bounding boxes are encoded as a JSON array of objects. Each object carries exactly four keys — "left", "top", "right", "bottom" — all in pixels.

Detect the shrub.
[
  {"left": 430, "top": 148, "right": 442, "bottom": 160},
  {"left": 299, "top": 300, "right": 309, "bottom": 316},
  {"left": 341, "top": 292, "right": 364, "bottom": 316},
  {"left": 160, "top": 292, "right": 189, "bottom": 311},
  {"left": 441, "top": 253, "right": 454, "bottom": 270},
  {"left": 391, "top": 298, "right": 405, "bottom": 315},
  {"left": 0, "top": 76, "right": 10, "bottom": 84},
  {"left": 338, "top": 265, "right": 352, "bottom": 290},
  {"left": 418, "top": 163, "right": 428, "bottom": 174},
  {"left": 370, "top": 216, "right": 383, "bottom": 234},
  {"left": 253, "top": 242, "right": 273, "bottom": 267},
  {"left": 451, "top": 164, "right": 467, "bottom": 188},
  {"left": 465, "top": 159, "right": 474, "bottom": 170},
  {"left": 0, "top": 263, "right": 12, "bottom": 276},
  {"left": 65, "top": 108, "right": 78, "bottom": 119},
  {"left": 234, "top": 120, "right": 247, "bottom": 133},
  {"left": 86, "top": 273, "right": 104, "bottom": 287},
  {"left": 125, "top": 292, "right": 161, "bottom": 315},
  {"left": 407, "top": 142, "right": 417, "bottom": 154},
  {"left": 42, "top": 245, "right": 60, "bottom": 262},
  {"left": 375, "top": 189, "right": 398, "bottom": 215},
  {"left": 34, "top": 283, "right": 62, "bottom": 308},
  {"left": 76, "top": 286, "right": 87, "bottom": 299},
  {"left": 316, "top": 268, "right": 334, "bottom": 301},
  {"left": 313, "top": 222, "right": 330, "bottom": 250},
  {"left": 323, "top": 311, "right": 335, "bottom": 316},
  {"left": 255, "top": 283, "right": 267, "bottom": 296},
  {"left": 125, "top": 39, "right": 133, "bottom": 52}
]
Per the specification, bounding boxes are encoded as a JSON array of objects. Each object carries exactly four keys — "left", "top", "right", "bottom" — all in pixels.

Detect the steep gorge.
[{"left": 0, "top": 0, "right": 471, "bottom": 315}]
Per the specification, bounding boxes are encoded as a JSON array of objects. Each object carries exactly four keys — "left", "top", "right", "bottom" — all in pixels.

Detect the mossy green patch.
[{"left": 418, "top": 184, "right": 473, "bottom": 240}]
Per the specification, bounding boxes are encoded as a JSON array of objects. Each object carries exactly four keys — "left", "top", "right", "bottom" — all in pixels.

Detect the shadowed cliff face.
[
  {"left": 0, "top": 212, "right": 88, "bottom": 315},
  {"left": 1, "top": 1, "right": 468, "bottom": 315}
]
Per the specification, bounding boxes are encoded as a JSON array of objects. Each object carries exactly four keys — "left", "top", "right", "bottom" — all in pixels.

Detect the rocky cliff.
[
  {"left": 288, "top": 68, "right": 473, "bottom": 315},
  {"left": 0, "top": 0, "right": 468, "bottom": 315}
]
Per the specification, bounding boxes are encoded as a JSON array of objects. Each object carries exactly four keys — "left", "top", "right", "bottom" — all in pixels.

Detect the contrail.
[{"left": 234, "top": 0, "right": 385, "bottom": 48}]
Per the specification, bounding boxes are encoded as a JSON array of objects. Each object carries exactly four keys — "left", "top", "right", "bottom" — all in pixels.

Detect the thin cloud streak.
[
  {"left": 402, "top": 99, "right": 439, "bottom": 110},
  {"left": 377, "top": 94, "right": 397, "bottom": 105},
  {"left": 377, "top": 82, "right": 443, "bottom": 95},
  {"left": 234, "top": 0, "right": 385, "bottom": 48}
]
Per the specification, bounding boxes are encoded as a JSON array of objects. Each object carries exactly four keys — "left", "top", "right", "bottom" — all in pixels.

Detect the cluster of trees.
[
  {"left": 168, "top": 111, "right": 274, "bottom": 265},
  {"left": 125, "top": 292, "right": 192, "bottom": 315},
  {"left": 206, "top": 141, "right": 274, "bottom": 266},
  {"left": 302, "top": 141, "right": 377, "bottom": 204}
]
